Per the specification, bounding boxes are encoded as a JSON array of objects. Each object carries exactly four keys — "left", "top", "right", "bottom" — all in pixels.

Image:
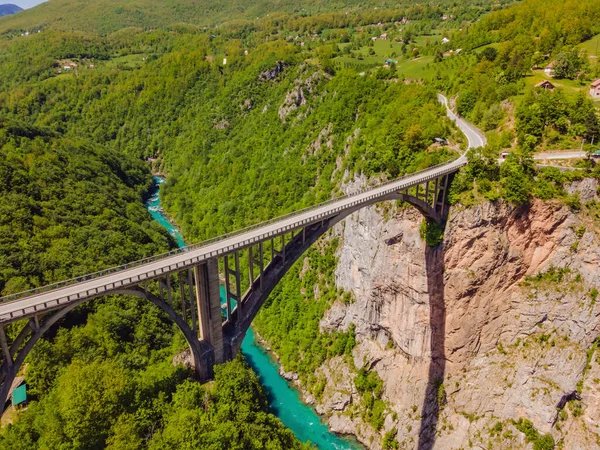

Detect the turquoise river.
[{"left": 146, "top": 176, "right": 364, "bottom": 450}]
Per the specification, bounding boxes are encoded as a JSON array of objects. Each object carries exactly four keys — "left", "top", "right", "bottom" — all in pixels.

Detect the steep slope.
[
  {"left": 0, "top": 0, "right": 387, "bottom": 34},
  {"left": 306, "top": 180, "right": 600, "bottom": 449}
]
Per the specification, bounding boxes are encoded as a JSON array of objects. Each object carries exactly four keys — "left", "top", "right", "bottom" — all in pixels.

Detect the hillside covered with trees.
[
  {"left": 0, "top": 2, "right": 465, "bottom": 448},
  {"left": 0, "top": 0, "right": 514, "bottom": 35},
  {"left": 1, "top": 0, "right": 600, "bottom": 448},
  {"left": 436, "top": 0, "right": 600, "bottom": 154}
]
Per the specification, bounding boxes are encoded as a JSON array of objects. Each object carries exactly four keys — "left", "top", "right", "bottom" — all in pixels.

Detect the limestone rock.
[
  {"left": 278, "top": 71, "right": 325, "bottom": 121},
  {"left": 311, "top": 192, "right": 600, "bottom": 449},
  {"left": 258, "top": 61, "right": 286, "bottom": 82},
  {"left": 279, "top": 367, "right": 298, "bottom": 381}
]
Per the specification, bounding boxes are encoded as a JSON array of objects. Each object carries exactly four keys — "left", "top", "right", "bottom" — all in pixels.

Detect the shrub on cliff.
[
  {"left": 513, "top": 418, "right": 555, "bottom": 450},
  {"left": 420, "top": 220, "right": 444, "bottom": 247}
]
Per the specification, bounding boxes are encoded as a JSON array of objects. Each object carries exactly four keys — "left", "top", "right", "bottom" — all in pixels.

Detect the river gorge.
[{"left": 146, "top": 176, "right": 363, "bottom": 450}]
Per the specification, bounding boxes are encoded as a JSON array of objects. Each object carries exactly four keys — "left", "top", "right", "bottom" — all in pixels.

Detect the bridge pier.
[
  {"left": 194, "top": 260, "right": 225, "bottom": 365},
  {"left": 0, "top": 160, "right": 465, "bottom": 412}
]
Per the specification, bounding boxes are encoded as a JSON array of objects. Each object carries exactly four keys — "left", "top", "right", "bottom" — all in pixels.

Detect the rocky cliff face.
[{"left": 316, "top": 178, "right": 600, "bottom": 449}]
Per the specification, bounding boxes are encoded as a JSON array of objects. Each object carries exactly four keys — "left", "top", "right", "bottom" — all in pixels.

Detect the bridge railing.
[{"left": 0, "top": 158, "right": 464, "bottom": 304}]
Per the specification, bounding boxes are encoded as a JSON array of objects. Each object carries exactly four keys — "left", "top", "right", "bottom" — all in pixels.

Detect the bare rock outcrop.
[
  {"left": 278, "top": 71, "right": 326, "bottom": 122},
  {"left": 258, "top": 61, "right": 287, "bottom": 82},
  {"left": 314, "top": 189, "right": 600, "bottom": 449}
]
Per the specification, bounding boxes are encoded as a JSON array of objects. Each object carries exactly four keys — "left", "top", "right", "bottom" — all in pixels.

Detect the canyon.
[{"left": 285, "top": 177, "right": 600, "bottom": 449}]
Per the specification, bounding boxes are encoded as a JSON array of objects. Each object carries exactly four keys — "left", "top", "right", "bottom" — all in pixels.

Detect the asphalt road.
[
  {"left": 438, "top": 93, "right": 487, "bottom": 150},
  {"left": 533, "top": 151, "right": 587, "bottom": 160}
]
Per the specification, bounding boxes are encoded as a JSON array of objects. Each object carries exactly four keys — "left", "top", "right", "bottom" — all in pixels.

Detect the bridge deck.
[
  {"left": 0, "top": 94, "right": 483, "bottom": 324},
  {"left": 0, "top": 156, "right": 466, "bottom": 323}
]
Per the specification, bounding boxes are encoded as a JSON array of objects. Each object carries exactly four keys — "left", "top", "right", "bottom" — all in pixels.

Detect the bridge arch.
[
  {"left": 223, "top": 184, "right": 453, "bottom": 356},
  {"left": 0, "top": 168, "right": 458, "bottom": 413},
  {"left": 0, "top": 285, "right": 213, "bottom": 412}
]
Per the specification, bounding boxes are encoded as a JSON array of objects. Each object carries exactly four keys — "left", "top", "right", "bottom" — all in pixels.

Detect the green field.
[
  {"left": 579, "top": 33, "right": 600, "bottom": 59},
  {"left": 524, "top": 70, "right": 595, "bottom": 100},
  {"left": 395, "top": 55, "right": 435, "bottom": 79},
  {"left": 335, "top": 34, "right": 471, "bottom": 79},
  {"left": 102, "top": 53, "right": 149, "bottom": 70}
]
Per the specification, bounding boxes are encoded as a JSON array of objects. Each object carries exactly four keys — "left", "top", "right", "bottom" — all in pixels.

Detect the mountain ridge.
[{"left": 0, "top": 3, "right": 22, "bottom": 16}]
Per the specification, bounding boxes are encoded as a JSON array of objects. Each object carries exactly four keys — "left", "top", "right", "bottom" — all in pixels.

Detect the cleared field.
[
  {"left": 579, "top": 33, "right": 600, "bottom": 59},
  {"left": 524, "top": 71, "right": 594, "bottom": 99},
  {"left": 335, "top": 34, "right": 471, "bottom": 79},
  {"left": 102, "top": 53, "right": 148, "bottom": 69},
  {"left": 395, "top": 55, "right": 435, "bottom": 78}
]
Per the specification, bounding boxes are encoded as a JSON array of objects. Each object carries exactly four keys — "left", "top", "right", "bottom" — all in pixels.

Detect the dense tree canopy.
[{"left": 0, "top": 121, "right": 173, "bottom": 296}]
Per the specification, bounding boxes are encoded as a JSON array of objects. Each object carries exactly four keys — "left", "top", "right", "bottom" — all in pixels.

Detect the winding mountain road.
[{"left": 438, "top": 93, "right": 487, "bottom": 151}]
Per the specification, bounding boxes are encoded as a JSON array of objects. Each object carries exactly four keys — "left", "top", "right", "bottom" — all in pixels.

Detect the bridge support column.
[{"left": 194, "top": 259, "right": 225, "bottom": 365}]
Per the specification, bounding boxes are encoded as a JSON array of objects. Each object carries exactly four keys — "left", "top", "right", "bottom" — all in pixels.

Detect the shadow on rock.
[{"left": 417, "top": 243, "right": 446, "bottom": 450}]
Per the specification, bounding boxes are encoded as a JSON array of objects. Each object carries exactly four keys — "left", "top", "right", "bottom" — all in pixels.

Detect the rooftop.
[{"left": 535, "top": 80, "right": 555, "bottom": 88}]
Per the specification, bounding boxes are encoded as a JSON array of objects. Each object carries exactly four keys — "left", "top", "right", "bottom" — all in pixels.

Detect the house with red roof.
[{"left": 535, "top": 80, "right": 555, "bottom": 91}]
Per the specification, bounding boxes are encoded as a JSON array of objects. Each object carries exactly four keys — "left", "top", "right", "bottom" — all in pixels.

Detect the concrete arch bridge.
[{"left": 0, "top": 96, "right": 485, "bottom": 411}]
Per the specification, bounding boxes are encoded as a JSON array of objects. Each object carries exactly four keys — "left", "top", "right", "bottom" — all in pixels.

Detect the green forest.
[{"left": 1, "top": 0, "right": 600, "bottom": 447}]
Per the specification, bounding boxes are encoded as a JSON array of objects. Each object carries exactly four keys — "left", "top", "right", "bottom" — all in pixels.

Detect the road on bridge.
[{"left": 0, "top": 94, "right": 484, "bottom": 323}]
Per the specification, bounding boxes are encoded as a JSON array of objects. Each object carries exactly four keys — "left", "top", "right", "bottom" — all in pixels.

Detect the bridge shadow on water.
[{"left": 417, "top": 244, "right": 446, "bottom": 450}]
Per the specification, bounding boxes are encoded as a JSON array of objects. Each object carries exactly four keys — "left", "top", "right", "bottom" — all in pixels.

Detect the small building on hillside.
[
  {"left": 441, "top": 37, "right": 450, "bottom": 44},
  {"left": 380, "top": 33, "right": 388, "bottom": 40},
  {"left": 590, "top": 79, "right": 600, "bottom": 99},
  {"left": 535, "top": 80, "right": 555, "bottom": 91},
  {"left": 544, "top": 62, "right": 556, "bottom": 77}
]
